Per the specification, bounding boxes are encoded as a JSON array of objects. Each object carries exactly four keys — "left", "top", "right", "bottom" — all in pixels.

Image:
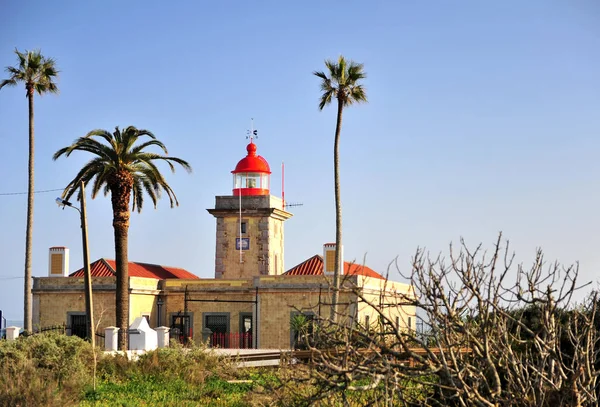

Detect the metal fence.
[
  {"left": 38, "top": 324, "right": 72, "bottom": 335},
  {"left": 95, "top": 331, "right": 105, "bottom": 349},
  {"left": 209, "top": 332, "right": 253, "bottom": 349}
]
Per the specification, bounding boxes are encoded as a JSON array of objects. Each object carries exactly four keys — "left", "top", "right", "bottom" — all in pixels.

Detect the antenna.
[
  {"left": 284, "top": 202, "right": 304, "bottom": 208},
  {"left": 246, "top": 118, "right": 258, "bottom": 142},
  {"left": 281, "top": 161, "right": 303, "bottom": 210}
]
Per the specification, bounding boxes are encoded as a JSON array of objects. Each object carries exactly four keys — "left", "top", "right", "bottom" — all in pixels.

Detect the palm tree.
[
  {"left": 53, "top": 126, "right": 191, "bottom": 350},
  {"left": 314, "top": 56, "right": 367, "bottom": 320},
  {"left": 0, "top": 49, "right": 59, "bottom": 332}
]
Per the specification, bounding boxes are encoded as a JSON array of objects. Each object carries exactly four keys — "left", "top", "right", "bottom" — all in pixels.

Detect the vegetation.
[
  {"left": 284, "top": 235, "right": 600, "bottom": 406},
  {"left": 0, "top": 48, "right": 59, "bottom": 333},
  {"left": 2, "top": 249, "right": 600, "bottom": 407},
  {"left": 313, "top": 56, "right": 367, "bottom": 320},
  {"left": 0, "top": 333, "right": 355, "bottom": 406},
  {"left": 53, "top": 126, "right": 191, "bottom": 350},
  {"left": 0, "top": 332, "right": 429, "bottom": 406}
]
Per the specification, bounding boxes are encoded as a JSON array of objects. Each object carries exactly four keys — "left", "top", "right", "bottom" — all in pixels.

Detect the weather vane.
[{"left": 246, "top": 118, "right": 258, "bottom": 142}]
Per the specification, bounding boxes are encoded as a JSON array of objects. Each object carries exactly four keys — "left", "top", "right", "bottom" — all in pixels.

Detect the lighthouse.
[{"left": 207, "top": 140, "right": 293, "bottom": 279}]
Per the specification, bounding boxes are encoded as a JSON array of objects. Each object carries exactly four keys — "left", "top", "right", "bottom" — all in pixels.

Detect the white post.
[
  {"left": 6, "top": 326, "right": 20, "bottom": 341},
  {"left": 105, "top": 326, "right": 119, "bottom": 351},
  {"left": 155, "top": 326, "right": 170, "bottom": 348}
]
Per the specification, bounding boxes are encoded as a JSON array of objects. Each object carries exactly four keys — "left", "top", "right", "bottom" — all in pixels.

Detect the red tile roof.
[
  {"left": 69, "top": 258, "right": 199, "bottom": 280},
  {"left": 284, "top": 255, "right": 385, "bottom": 279}
]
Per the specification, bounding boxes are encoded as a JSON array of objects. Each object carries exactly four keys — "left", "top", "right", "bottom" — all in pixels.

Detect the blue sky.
[{"left": 0, "top": 1, "right": 599, "bottom": 321}]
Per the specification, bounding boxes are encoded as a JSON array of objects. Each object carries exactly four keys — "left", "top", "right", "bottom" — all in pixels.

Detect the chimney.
[
  {"left": 323, "top": 243, "right": 343, "bottom": 276},
  {"left": 48, "top": 247, "right": 69, "bottom": 277}
]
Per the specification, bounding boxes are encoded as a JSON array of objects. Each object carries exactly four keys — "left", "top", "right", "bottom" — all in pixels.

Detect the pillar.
[
  {"left": 6, "top": 326, "right": 20, "bottom": 341},
  {"left": 105, "top": 326, "right": 119, "bottom": 351},
  {"left": 155, "top": 326, "right": 170, "bottom": 348}
]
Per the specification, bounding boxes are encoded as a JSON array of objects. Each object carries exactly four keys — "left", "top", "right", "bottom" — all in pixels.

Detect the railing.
[
  {"left": 209, "top": 332, "right": 253, "bottom": 349},
  {"left": 38, "top": 324, "right": 71, "bottom": 335},
  {"left": 95, "top": 331, "right": 105, "bottom": 349}
]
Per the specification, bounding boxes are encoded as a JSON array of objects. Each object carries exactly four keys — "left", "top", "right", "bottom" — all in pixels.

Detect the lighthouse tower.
[{"left": 207, "top": 140, "right": 293, "bottom": 279}]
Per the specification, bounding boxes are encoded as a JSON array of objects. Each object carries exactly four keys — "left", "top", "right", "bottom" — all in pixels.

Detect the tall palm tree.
[
  {"left": 53, "top": 126, "right": 191, "bottom": 350},
  {"left": 1, "top": 49, "right": 59, "bottom": 332},
  {"left": 314, "top": 56, "right": 367, "bottom": 320}
]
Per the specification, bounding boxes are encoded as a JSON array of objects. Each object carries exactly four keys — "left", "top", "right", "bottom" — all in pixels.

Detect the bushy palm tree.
[
  {"left": 314, "top": 56, "right": 367, "bottom": 320},
  {"left": 54, "top": 126, "right": 191, "bottom": 349},
  {"left": 1, "top": 49, "right": 59, "bottom": 332}
]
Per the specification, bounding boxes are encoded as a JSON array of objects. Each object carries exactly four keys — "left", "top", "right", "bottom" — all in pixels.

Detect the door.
[{"left": 70, "top": 314, "right": 87, "bottom": 339}]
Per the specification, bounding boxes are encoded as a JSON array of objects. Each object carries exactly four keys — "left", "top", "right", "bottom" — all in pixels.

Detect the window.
[
  {"left": 239, "top": 313, "right": 253, "bottom": 349},
  {"left": 205, "top": 314, "right": 229, "bottom": 334},
  {"left": 290, "top": 312, "right": 316, "bottom": 349},
  {"left": 365, "top": 315, "right": 370, "bottom": 330},
  {"left": 396, "top": 316, "right": 400, "bottom": 332},
  {"left": 203, "top": 312, "right": 230, "bottom": 348},
  {"left": 408, "top": 316, "right": 412, "bottom": 330},
  {"left": 324, "top": 251, "right": 335, "bottom": 273},
  {"left": 240, "top": 221, "right": 247, "bottom": 234}
]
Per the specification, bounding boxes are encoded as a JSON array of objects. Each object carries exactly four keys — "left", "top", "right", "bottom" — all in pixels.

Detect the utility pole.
[{"left": 80, "top": 181, "right": 95, "bottom": 347}]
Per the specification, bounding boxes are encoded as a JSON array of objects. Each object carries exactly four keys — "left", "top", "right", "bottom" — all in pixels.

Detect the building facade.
[{"left": 32, "top": 140, "right": 416, "bottom": 349}]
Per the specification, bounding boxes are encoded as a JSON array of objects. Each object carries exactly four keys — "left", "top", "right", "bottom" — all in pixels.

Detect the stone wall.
[
  {"left": 209, "top": 195, "right": 292, "bottom": 279},
  {"left": 32, "top": 272, "right": 416, "bottom": 350},
  {"left": 34, "top": 291, "right": 115, "bottom": 330}
]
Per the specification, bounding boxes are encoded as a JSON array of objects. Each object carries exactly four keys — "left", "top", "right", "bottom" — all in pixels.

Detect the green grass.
[{"left": 81, "top": 375, "right": 253, "bottom": 406}]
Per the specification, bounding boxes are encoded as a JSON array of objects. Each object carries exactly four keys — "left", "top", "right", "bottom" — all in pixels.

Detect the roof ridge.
[
  {"left": 285, "top": 254, "right": 321, "bottom": 273},
  {"left": 128, "top": 260, "right": 185, "bottom": 269}
]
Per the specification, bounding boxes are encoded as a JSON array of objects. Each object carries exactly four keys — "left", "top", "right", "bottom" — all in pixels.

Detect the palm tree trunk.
[
  {"left": 23, "top": 89, "right": 34, "bottom": 333},
  {"left": 111, "top": 176, "right": 132, "bottom": 351},
  {"left": 330, "top": 99, "right": 344, "bottom": 321},
  {"left": 114, "top": 223, "right": 129, "bottom": 350}
]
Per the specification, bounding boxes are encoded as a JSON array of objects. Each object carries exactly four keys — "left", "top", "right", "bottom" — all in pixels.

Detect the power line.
[{"left": 0, "top": 188, "right": 64, "bottom": 196}]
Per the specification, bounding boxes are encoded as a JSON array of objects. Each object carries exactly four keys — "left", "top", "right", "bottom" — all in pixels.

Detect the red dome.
[{"left": 232, "top": 142, "right": 271, "bottom": 174}]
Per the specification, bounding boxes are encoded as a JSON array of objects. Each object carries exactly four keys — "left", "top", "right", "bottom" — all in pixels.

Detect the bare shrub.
[{"left": 288, "top": 235, "right": 599, "bottom": 407}]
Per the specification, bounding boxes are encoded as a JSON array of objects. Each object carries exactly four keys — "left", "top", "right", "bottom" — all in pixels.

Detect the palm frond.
[
  {"left": 0, "top": 78, "right": 17, "bottom": 89},
  {"left": 85, "top": 129, "right": 118, "bottom": 151},
  {"left": 315, "top": 55, "right": 367, "bottom": 110},
  {"left": 130, "top": 138, "right": 167, "bottom": 156},
  {"left": 55, "top": 125, "right": 191, "bottom": 213},
  {"left": 318, "top": 90, "right": 335, "bottom": 110},
  {"left": 348, "top": 85, "right": 368, "bottom": 105},
  {"left": 131, "top": 178, "right": 144, "bottom": 213},
  {"left": 1, "top": 48, "right": 59, "bottom": 97}
]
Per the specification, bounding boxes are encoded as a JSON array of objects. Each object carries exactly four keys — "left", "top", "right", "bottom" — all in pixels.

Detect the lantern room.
[{"left": 232, "top": 141, "right": 271, "bottom": 196}]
